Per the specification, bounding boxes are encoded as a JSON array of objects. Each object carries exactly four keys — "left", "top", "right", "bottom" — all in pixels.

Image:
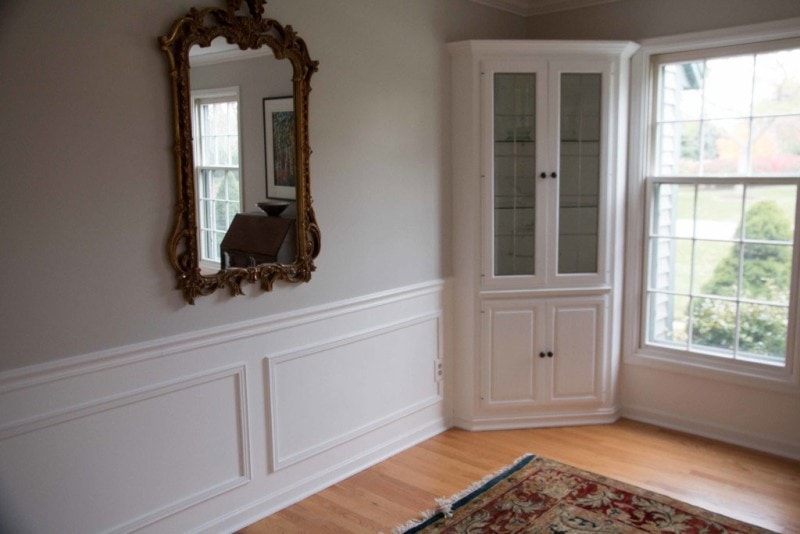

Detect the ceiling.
[
  {"left": 188, "top": 39, "right": 273, "bottom": 67},
  {"left": 470, "top": 0, "right": 623, "bottom": 16}
]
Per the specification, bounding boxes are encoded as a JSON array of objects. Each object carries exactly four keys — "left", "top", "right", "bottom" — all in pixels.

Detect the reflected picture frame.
[{"left": 264, "top": 96, "right": 297, "bottom": 200}]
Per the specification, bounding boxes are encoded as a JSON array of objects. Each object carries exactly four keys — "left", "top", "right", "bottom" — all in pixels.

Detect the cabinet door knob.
[
  {"left": 550, "top": 172, "right": 557, "bottom": 179},
  {"left": 547, "top": 351, "right": 554, "bottom": 358},
  {"left": 539, "top": 351, "right": 546, "bottom": 358},
  {"left": 539, "top": 172, "right": 547, "bottom": 179}
]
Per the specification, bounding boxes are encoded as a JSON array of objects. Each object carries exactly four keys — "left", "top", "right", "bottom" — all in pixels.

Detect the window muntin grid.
[
  {"left": 644, "top": 43, "right": 800, "bottom": 367},
  {"left": 194, "top": 95, "right": 241, "bottom": 263}
]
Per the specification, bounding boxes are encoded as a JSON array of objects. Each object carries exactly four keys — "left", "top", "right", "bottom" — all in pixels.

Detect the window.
[
  {"left": 639, "top": 39, "right": 800, "bottom": 373},
  {"left": 192, "top": 88, "right": 242, "bottom": 264}
]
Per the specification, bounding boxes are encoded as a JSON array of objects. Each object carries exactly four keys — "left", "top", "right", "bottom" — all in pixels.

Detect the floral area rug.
[{"left": 393, "top": 454, "right": 774, "bottom": 533}]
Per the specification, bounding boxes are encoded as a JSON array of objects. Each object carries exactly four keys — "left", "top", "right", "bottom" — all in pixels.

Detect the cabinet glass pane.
[
  {"left": 494, "top": 73, "right": 536, "bottom": 276},
  {"left": 559, "top": 73, "right": 601, "bottom": 274}
]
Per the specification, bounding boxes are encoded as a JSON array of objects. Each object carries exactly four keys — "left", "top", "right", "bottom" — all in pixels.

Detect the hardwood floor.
[{"left": 239, "top": 419, "right": 800, "bottom": 533}]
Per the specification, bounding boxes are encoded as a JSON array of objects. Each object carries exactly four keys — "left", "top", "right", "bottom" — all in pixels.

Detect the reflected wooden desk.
[{"left": 220, "top": 212, "right": 296, "bottom": 269}]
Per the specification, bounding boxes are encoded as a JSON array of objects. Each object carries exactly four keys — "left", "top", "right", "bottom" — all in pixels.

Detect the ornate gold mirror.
[{"left": 161, "top": 0, "right": 320, "bottom": 304}]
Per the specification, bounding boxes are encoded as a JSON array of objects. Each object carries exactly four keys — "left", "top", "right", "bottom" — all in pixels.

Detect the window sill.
[
  {"left": 199, "top": 260, "right": 221, "bottom": 275},
  {"left": 624, "top": 347, "right": 800, "bottom": 396}
]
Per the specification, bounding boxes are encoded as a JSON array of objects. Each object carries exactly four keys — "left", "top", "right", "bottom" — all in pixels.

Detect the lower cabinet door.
[
  {"left": 480, "top": 299, "right": 546, "bottom": 408},
  {"left": 480, "top": 296, "right": 606, "bottom": 410},
  {"left": 547, "top": 297, "right": 606, "bottom": 405}
]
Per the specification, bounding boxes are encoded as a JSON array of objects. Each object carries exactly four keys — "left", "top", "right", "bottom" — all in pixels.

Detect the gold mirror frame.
[{"left": 160, "top": 0, "right": 320, "bottom": 304}]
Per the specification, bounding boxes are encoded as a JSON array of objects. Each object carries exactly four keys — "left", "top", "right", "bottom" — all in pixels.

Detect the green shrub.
[{"left": 691, "top": 200, "right": 791, "bottom": 358}]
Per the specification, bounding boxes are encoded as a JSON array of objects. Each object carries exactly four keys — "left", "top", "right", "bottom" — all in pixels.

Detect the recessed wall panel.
[
  {"left": 0, "top": 368, "right": 248, "bottom": 533},
  {"left": 267, "top": 316, "right": 441, "bottom": 470}
]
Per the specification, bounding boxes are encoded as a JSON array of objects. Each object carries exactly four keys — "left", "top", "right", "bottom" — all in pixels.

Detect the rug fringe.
[{"left": 390, "top": 453, "right": 535, "bottom": 534}]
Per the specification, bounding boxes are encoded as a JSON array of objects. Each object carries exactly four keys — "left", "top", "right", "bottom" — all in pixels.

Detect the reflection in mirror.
[
  {"left": 189, "top": 40, "right": 295, "bottom": 273},
  {"left": 160, "top": 0, "right": 320, "bottom": 304}
]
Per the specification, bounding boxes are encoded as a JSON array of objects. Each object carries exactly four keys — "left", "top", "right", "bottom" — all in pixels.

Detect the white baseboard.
[
  {"left": 207, "top": 415, "right": 450, "bottom": 534},
  {"left": 453, "top": 406, "right": 620, "bottom": 431},
  {"left": 622, "top": 405, "right": 800, "bottom": 461},
  {"left": 0, "top": 279, "right": 450, "bottom": 533}
]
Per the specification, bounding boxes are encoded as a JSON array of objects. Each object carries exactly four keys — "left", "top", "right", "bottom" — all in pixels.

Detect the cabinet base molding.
[{"left": 452, "top": 407, "right": 620, "bottom": 431}]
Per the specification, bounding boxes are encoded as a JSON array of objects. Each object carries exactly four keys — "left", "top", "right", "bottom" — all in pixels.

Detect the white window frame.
[
  {"left": 623, "top": 18, "right": 800, "bottom": 393},
  {"left": 191, "top": 86, "right": 243, "bottom": 270}
]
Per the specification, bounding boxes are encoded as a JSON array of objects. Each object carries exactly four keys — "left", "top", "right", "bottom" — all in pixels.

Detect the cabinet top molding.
[
  {"left": 470, "top": 0, "right": 622, "bottom": 17},
  {"left": 447, "top": 40, "right": 639, "bottom": 58}
]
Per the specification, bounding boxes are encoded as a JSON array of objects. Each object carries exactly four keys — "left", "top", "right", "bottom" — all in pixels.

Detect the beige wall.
[
  {"left": 526, "top": 0, "right": 800, "bottom": 40},
  {"left": 0, "top": 0, "right": 524, "bottom": 372}
]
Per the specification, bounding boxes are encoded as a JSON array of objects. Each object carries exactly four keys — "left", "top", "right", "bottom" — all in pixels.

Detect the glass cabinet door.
[
  {"left": 486, "top": 64, "right": 607, "bottom": 287},
  {"left": 557, "top": 73, "right": 601, "bottom": 274},
  {"left": 493, "top": 73, "right": 537, "bottom": 277}
]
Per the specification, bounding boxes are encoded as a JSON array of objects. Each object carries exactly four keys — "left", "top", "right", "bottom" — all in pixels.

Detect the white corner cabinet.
[{"left": 449, "top": 40, "right": 638, "bottom": 430}]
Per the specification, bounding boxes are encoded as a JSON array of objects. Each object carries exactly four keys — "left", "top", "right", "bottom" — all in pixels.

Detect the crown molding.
[
  {"left": 188, "top": 39, "right": 274, "bottom": 67},
  {"left": 470, "top": 0, "right": 622, "bottom": 17}
]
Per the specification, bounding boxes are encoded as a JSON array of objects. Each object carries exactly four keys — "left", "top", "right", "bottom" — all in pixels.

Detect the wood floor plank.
[{"left": 238, "top": 419, "right": 800, "bottom": 533}]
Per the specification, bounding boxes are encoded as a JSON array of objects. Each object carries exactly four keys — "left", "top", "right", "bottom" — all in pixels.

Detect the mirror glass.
[
  {"left": 189, "top": 40, "right": 296, "bottom": 274},
  {"left": 161, "top": 0, "right": 320, "bottom": 304}
]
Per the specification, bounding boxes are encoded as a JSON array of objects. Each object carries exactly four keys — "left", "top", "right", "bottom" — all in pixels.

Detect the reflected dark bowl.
[{"left": 257, "top": 199, "right": 290, "bottom": 217}]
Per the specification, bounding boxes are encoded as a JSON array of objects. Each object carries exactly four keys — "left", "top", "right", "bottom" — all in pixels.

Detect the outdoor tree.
[{"left": 692, "top": 200, "right": 792, "bottom": 358}]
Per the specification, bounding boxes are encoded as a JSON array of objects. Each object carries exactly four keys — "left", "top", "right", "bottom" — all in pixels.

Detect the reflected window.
[{"left": 192, "top": 87, "right": 242, "bottom": 264}]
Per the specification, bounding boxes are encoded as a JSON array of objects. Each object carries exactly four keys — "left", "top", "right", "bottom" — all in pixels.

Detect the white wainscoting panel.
[
  {"left": 0, "top": 366, "right": 249, "bottom": 533},
  {"left": 267, "top": 314, "right": 442, "bottom": 470},
  {"left": 0, "top": 280, "right": 449, "bottom": 533},
  {"left": 621, "top": 364, "right": 800, "bottom": 460}
]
